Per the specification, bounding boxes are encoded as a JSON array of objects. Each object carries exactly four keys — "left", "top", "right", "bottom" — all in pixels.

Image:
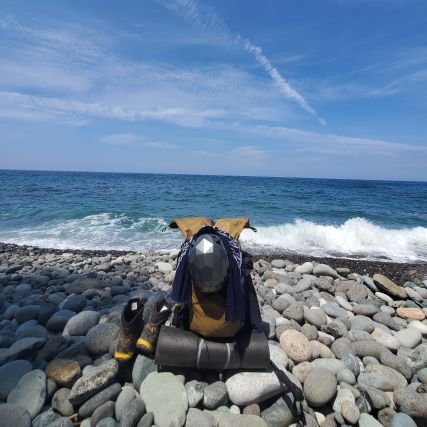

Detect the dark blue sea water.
[{"left": 1, "top": 170, "right": 427, "bottom": 261}]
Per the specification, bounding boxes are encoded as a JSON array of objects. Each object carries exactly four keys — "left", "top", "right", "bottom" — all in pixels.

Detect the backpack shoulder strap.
[{"left": 169, "top": 217, "right": 213, "bottom": 240}]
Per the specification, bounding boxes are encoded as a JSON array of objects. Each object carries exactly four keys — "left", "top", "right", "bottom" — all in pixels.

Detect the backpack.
[{"left": 168, "top": 217, "right": 260, "bottom": 338}]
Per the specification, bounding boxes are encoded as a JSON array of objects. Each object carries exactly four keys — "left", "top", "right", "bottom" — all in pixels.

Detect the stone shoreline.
[{"left": 1, "top": 241, "right": 427, "bottom": 427}]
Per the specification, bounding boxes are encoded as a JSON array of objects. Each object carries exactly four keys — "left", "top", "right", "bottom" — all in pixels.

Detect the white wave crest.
[
  {"left": 0, "top": 213, "right": 182, "bottom": 252},
  {"left": 240, "top": 217, "right": 427, "bottom": 262}
]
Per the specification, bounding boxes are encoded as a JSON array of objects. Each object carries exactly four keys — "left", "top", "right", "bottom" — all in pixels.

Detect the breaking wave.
[
  {"left": 0, "top": 213, "right": 181, "bottom": 252},
  {"left": 240, "top": 217, "right": 427, "bottom": 262},
  {"left": 1, "top": 214, "right": 427, "bottom": 262}
]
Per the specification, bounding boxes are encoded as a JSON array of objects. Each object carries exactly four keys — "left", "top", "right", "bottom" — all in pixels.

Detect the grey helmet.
[{"left": 188, "top": 233, "right": 229, "bottom": 293}]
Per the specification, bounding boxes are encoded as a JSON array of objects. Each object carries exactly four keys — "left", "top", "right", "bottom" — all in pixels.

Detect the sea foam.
[
  {"left": 240, "top": 217, "right": 427, "bottom": 262},
  {"left": 0, "top": 214, "right": 426, "bottom": 262}
]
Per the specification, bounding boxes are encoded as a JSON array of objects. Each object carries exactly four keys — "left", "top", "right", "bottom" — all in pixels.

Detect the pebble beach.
[{"left": 1, "top": 241, "right": 427, "bottom": 427}]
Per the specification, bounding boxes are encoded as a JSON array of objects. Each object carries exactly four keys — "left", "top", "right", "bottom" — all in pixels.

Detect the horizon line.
[{"left": 0, "top": 167, "right": 426, "bottom": 184}]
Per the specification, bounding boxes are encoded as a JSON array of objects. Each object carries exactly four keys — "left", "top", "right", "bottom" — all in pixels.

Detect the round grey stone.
[
  {"left": 0, "top": 360, "right": 32, "bottom": 400},
  {"left": 337, "top": 368, "right": 356, "bottom": 385},
  {"left": 141, "top": 372, "right": 188, "bottom": 427},
  {"left": 203, "top": 381, "right": 228, "bottom": 409},
  {"left": 78, "top": 382, "right": 121, "bottom": 418},
  {"left": 52, "top": 388, "right": 75, "bottom": 416},
  {"left": 185, "top": 380, "right": 206, "bottom": 408},
  {"left": 7, "top": 369, "right": 47, "bottom": 418},
  {"left": 115, "top": 385, "right": 137, "bottom": 421},
  {"left": 271, "top": 259, "right": 286, "bottom": 268},
  {"left": 390, "top": 412, "right": 417, "bottom": 427},
  {"left": 0, "top": 404, "right": 32, "bottom": 427},
  {"left": 132, "top": 354, "right": 157, "bottom": 390},
  {"left": 64, "top": 311, "right": 101, "bottom": 336},
  {"left": 304, "top": 368, "right": 337, "bottom": 407},
  {"left": 91, "top": 401, "right": 116, "bottom": 427},
  {"left": 85, "top": 323, "right": 120, "bottom": 355},
  {"left": 62, "top": 295, "right": 87, "bottom": 312},
  {"left": 15, "top": 305, "right": 41, "bottom": 324},
  {"left": 119, "top": 397, "right": 145, "bottom": 427},
  {"left": 304, "top": 308, "right": 327, "bottom": 327},
  {"left": 331, "top": 337, "right": 355, "bottom": 359},
  {"left": 359, "top": 413, "right": 383, "bottom": 427}
]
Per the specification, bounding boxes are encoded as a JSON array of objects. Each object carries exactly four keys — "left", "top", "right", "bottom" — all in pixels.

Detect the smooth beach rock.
[
  {"left": 184, "top": 408, "right": 215, "bottom": 427},
  {"left": 390, "top": 412, "right": 418, "bottom": 427},
  {"left": 408, "top": 320, "right": 427, "bottom": 335},
  {"left": 405, "top": 343, "right": 427, "bottom": 371},
  {"left": 397, "top": 307, "right": 426, "bottom": 321},
  {"left": 359, "top": 385, "right": 391, "bottom": 410},
  {"left": 78, "top": 382, "right": 121, "bottom": 418},
  {"left": 279, "top": 329, "right": 311, "bottom": 363},
  {"left": 321, "top": 303, "right": 347, "bottom": 318},
  {"left": 225, "top": 371, "right": 285, "bottom": 405},
  {"left": 90, "top": 401, "right": 115, "bottom": 427},
  {"left": 304, "top": 307, "right": 327, "bottom": 327},
  {"left": 203, "top": 381, "right": 228, "bottom": 409},
  {"left": 62, "top": 295, "right": 87, "bottom": 312},
  {"left": 0, "top": 404, "right": 32, "bottom": 427},
  {"left": 358, "top": 413, "right": 383, "bottom": 427},
  {"left": 115, "top": 385, "right": 137, "bottom": 420},
  {"left": 260, "top": 396, "right": 295, "bottom": 427},
  {"left": 32, "top": 408, "right": 57, "bottom": 427},
  {"left": 185, "top": 380, "right": 206, "bottom": 408},
  {"left": 394, "top": 386, "right": 427, "bottom": 419},
  {"left": 7, "top": 369, "right": 47, "bottom": 418},
  {"left": 358, "top": 372, "right": 394, "bottom": 391},
  {"left": 373, "top": 311, "right": 401, "bottom": 331},
  {"left": 46, "top": 359, "right": 81, "bottom": 387},
  {"left": 14, "top": 305, "right": 41, "bottom": 324},
  {"left": 0, "top": 337, "right": 46, "bottom": 364},
  {"left": 85, "top": 323, "right": 120, "bottom": 355},
  {"left": 310, "top": 340, "right": 335, "bottom": 359},
  {"left": 52, "top": 388, "right": 75, "bottom": 417},
  {"left": 364, "top": 364, "right": 407, "bottom": 390},
  {"left": 337, "top": 368, "right": 356, "bottom": 385},
  {"left": 371, "top": 328, "right": 400, "bottom": 351},
  {"left": 311, "top": 358, "right": 345, "bottom": 374},
  {"left": 313, "top": 264, "right": 339, "bottom": 278},
  {"left": 283, "top": 302, "right": 304, "bottom": 323},
  {"left": 395, "top": 327, "right": 422, "bottom": 348},
  {"left": 294, "top": 262, "right": 314, "bottom": 274},
  {"left": 0, "top": 359, "right": 32, "bottom": 400},
  {"left": 132, "top": 353, "right": 157, "bottom": 389},
  {"left": 64, "top": 311, "right": 101, "bottom": 336},
  {"left": 351, "top": 315, "right": 375, "bottom": 333},
  {"left": 120, "top": 397, "right": 145, "bottom": 427},
  {"left": 271, "top": 259, "right": 286, "bottom": 268},
  {"left": 69, "top": 359, "right": 119, "bottom": 405},
  {"left": 208, "top": 412, "right": 268, "bottom": 427},
  {"left": 303, "top": 368, "right": 337, "bottom": 407},
  {"left": 141, "top": 372, "right": 188, "bottom": 427},
  {"left": 373, "top": 274, "right": 407, "bottom": 299},
  {"left": 292, "top": 361, "right": 312, "bottom": 383},
  {"left": 330, "top": 337, "right": 355, "bottom": 359}
]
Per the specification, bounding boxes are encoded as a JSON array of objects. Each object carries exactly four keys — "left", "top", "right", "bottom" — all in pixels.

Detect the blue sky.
[{"left": 1, "top": 0, "right": 426, "bottom": 180}]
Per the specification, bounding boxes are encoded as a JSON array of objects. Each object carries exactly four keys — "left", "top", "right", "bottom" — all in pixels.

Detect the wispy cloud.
[
  {"left": 155, "top": 0, "right": 325, "bottom": 125},
  {"left": 101, "top": 132, "right": 179, "bottom": 149},
  {"left": 228, "top": 145, "right": 270, "bottom": 162},
  {"left": 249, "top": 124, "right": 427, "bottom": 155}
]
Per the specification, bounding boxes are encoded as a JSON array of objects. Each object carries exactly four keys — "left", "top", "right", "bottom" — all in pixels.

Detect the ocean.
[{"left": 0, "top": 170, "right": 426, "bottom": 262}]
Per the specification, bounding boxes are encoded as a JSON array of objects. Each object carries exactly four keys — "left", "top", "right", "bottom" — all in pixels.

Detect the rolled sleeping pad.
[{"left": 155, "top": 326, "right": 270, "bottom": 370}]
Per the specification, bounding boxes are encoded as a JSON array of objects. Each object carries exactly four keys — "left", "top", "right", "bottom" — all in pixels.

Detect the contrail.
[{"left": 155, "top": 0, "right": 326, "bottom": 125}]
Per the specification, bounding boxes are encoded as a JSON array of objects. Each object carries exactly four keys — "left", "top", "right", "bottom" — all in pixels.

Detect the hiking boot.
[
  {"left": 136, "top": 299, "right": 171, "bottom": 354},
  {"left": 114, "top": 297, "right": 145, "bottom": 362}
]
